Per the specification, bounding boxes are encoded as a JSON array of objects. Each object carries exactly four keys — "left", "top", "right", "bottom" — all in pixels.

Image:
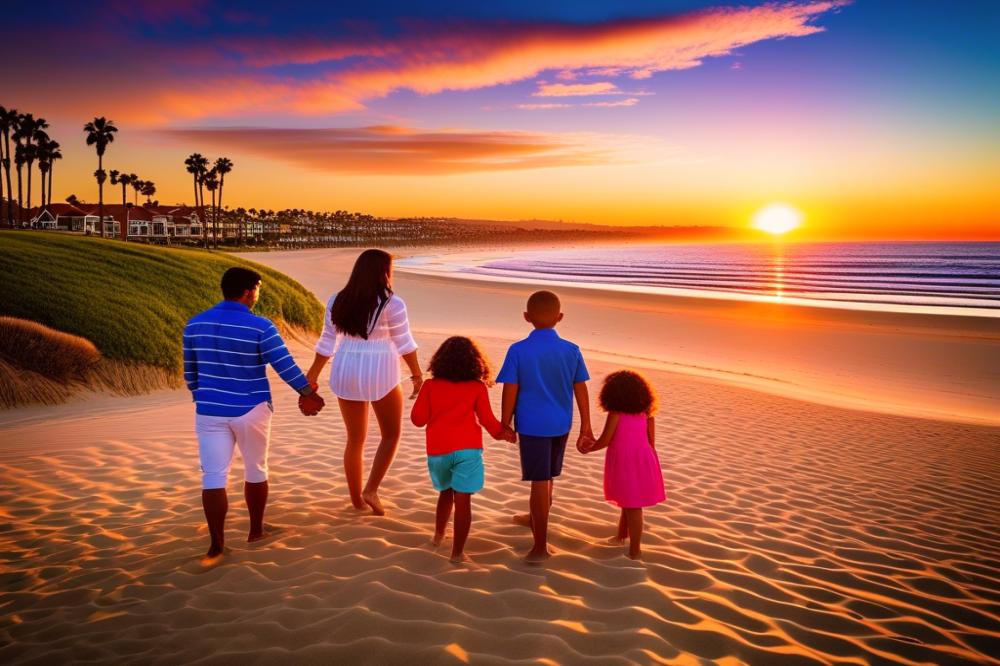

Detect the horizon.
[{"left": 2, "top": 1, "right": 999, "bottom": 241}]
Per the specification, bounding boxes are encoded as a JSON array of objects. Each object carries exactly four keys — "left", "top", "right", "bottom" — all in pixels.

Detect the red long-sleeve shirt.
[{"left": 410, "top": 378, "right": 504, "bottom": 456}]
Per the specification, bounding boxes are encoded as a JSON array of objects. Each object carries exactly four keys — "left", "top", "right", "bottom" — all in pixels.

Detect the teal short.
[{"left": 427, "top": 449, "right": 484, "bottom": 494}]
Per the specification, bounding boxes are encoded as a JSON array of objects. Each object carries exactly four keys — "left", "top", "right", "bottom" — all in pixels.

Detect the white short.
[{"left": 195, "top": 402, "right": 272, "bottom": 489}]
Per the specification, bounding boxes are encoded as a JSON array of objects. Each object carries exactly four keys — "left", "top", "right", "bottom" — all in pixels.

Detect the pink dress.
[{"left": 604, "top": 412, "right": 665, "bottom": 508}]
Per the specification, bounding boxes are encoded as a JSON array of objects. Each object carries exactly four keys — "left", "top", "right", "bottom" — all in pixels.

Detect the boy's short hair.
[
  {"left": 527, "top": 290, "right": 560, "bottom": 318},
  {"left": 221, "top": 267, "right": 262, "bottom": 300}
]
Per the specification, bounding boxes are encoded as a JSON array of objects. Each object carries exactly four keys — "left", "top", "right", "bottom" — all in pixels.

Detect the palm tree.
[
  {"left": 213, "top": 157, "right": 233, "bottom": 243},
  {"left": 184, "top": 153, "right": 209, "bottom": 248},
  {"left": 141, "top": 180, "right": 156, "bottom": 204},
  {"left": 66, "top": 193, "right": 81, "bottom": 206},
  {"left": 110, "top": 170, "right": 132, "bottom": 240},
  {"left": 0, "top": 105, "right": 10, "bottom": 227},
  {"left": 93, "top": 168, "right": 107, "bottom": 234},
  {"left": 13, "top": 143, "right": 26, "bottom": 227},
  {"left": 84, "top": 117, "right": 118, "bottom": 236},
  {"left": 131, "top": 177, "right": 143, "bottom": 206},
  {"left": 41, "top": 139, "right": 61, "bottom": 207},
  {"left": 37, "top": 140, "right": 52, "bottom": 213},
  {"left": 203, "top": 169, "right": 219, "bottom": 247}
]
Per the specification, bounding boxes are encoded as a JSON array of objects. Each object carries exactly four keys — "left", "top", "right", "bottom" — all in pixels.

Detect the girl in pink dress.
[{"left": 581, "top": 370, "right": 665, "bottom": 560}]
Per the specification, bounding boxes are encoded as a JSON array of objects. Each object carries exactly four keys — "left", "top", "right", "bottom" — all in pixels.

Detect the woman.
[{"left": 306, "top": 249, "right": 422, "bottom": 515}]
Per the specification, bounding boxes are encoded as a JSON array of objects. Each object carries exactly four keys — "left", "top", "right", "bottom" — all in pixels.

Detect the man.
[{"left": 183, "top": 266, "right": 325, "bottom": 561}]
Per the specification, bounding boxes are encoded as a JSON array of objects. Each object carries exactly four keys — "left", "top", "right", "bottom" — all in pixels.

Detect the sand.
[{"left": 1, "top": 247, "right": 998, "bottom": 665}]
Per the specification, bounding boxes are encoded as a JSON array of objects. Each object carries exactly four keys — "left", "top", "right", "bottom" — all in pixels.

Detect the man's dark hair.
[{"left": 221, "top": 267, "right": 262, "bottom": 300}]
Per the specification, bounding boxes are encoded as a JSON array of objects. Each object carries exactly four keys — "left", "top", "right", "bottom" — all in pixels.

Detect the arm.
[
  {"left": 386, "top": 297, "right": 421, "bottom": 397},
  {"left": 474, "top": 383, "right": 504, "bottom": 439},
  {"left": 260, "top": 323, "right": 312, "bottom": 395},
  {"left": 574, "top": 381, "right": 594, "bottom": 439},
  {"left": 307, "top": 295, "right": 338, "bottom": 385},
  {"left": 647, "top": 416, "right": 655, "bottom": 448},
  {"left": 500, "top": 383, "right": 519, "bottom": 430},
  {"left": 401, "top": 350, "right": 422, "bottom": 399},
  {"left": 182, "top": 326, "right": 198, "bottom": 394},
  {"left": 410, "top": 380, "right": 430, "bottom": 427},
  {"left": 586, "top": 412, "right": 620, "bottom": 453},
  {"left": 572, "top": 349, "right": 593, "bottom": 443}
]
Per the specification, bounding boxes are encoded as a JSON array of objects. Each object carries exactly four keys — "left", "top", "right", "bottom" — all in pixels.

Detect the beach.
[{"left": 2, "top": 247, "right": 999, "bottom": 665}]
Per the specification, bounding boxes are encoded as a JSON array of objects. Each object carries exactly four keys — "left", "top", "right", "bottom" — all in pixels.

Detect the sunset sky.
[{"left": 3, "top": 0, "right": 998, "bottom": 239}]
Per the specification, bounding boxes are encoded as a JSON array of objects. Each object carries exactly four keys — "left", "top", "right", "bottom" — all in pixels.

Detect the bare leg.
[
  {"left": 615, "top": 509, "right": 628, "bottom": 543},
  {"left": 514, "top": 480, "right": 552, "bottom": 527},
  {"left": 625, "top": 508, "right": 643, "bottom": 560},
  {"left": 451, "top": 492, "right": 472, "bottom": 563},
  {"left": 202, "top": 488, "right": 228, "bottom": 559},
  {"left": 434, "top": 489, "right": 454, "bottom": 545},
  {"left": 525, "top": 480, "right": 552, "bottom": 563},
  {"left": 338, "top": 398, "right": 369, "bottom": 509},
  {"left": 245, "top": 481, "right": 269, "bottom": 542},
  {"left": 362, "top": 385, "right": 403, "bottom": 515}
]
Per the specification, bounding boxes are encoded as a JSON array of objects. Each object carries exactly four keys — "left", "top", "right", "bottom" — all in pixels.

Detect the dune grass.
[{"left": 0, "top": 232, "right": 323, "bottom": 378}]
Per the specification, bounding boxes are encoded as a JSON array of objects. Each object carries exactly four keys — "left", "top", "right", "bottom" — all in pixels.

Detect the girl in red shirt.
[{"left": 411, "top": 336, "right": 515, "bottom": 563}]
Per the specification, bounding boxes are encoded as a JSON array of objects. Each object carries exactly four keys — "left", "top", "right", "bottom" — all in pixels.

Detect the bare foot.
[
  {"left": 511, "top": 513, "right": 531, "bottom": 527},
  {"left": 200, "top": 545, "right": 226, "bottom": 567},
  {"left": 607, "top": 536, "right": 626, "bottom": 546},
  {"left": 362, "top": 490, "right": 385, "bottom": 516},
  {"left": 449, "top": 552, "right": 470, "bottom": 564},
  {"left": 627, "top": 550, "right": 643, "bottom": 561},
  {"left": 432, "top": 532, "right": 446, "bottom": 547},
  {"left": 247, "top": 530, "right": 270, "bottom": 543},
  {"left": 350, "top": 499, "right": 366, "bottom": 511},
  {"left": 524, "top": 547, "right": 552, "bottom": 564}
]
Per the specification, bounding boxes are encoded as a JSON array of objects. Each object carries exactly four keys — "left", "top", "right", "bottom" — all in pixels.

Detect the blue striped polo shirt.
[{"left": 182, "top": 301, "right": 310, "bottom": 416}]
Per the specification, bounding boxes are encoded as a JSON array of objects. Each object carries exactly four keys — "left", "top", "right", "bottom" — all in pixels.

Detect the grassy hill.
[{"left": 0, "top": 232, "right": 323, "bottom": 376}]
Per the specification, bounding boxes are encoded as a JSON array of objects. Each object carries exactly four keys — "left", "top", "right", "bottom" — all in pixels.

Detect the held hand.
[
  {"left": 299, "top": 388, "right": 325, "bottom": 416},
  {"left": 409, "top": 374, "right": 423, "bottom": 399},
  {"left": 500, "top": 424, "right": 517, "bottom": 443},
  {"left": 576, "top": 432, "right": 596, "bottom": 454}
]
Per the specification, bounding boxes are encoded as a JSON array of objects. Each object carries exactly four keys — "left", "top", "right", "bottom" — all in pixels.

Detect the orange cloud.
[
  {"left": 141, "top": 1, "right": 846, "bottom": 120},
  {"left": 534, "top": 82, "right": 622, "bottom": 96},
  {"left": 161, "top": 125, "right": 616, "bottom": 174}
]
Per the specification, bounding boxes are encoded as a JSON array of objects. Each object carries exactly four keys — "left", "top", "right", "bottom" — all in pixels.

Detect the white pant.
[{"left": 195, "top": 402, "right": 272, "bottom": 489}]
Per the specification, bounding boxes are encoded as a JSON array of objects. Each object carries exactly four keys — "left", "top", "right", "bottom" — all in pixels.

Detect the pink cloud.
[
  {"left": 534, "top": 82, "right": 622, "bottom": 97},
  {"left": 161, "top": 125, "right": 613, "bottom": 174},
  {"left": 584, "top": 97, "right": 640, "bottom": 107},
  {"left": 517, "top": 103, "right": 574, "bottom": 110}
]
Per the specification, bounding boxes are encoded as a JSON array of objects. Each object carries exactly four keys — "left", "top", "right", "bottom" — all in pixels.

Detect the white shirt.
[{"left": 315, "top": 293, "right": 418, "bottom": 401}]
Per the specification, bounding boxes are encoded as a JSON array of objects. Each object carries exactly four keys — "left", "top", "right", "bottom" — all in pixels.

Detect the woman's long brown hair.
[{"left": 330, "top": 249, "right": 393, "bottom": 338}]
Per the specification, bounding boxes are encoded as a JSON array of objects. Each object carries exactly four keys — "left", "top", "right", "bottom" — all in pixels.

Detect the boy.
[{"left": 497, "top": 290, "right": 593, "bottom": 563}]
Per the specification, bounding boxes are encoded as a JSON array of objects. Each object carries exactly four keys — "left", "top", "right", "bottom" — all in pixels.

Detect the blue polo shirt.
[{"left": 496, "top": 328, "right": 590, "bottom": 437}]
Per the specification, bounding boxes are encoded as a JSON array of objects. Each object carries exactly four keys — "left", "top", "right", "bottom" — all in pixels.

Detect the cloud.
[
  {"left": 516, "top": 103, "right": 574, "bottom": 110},
  {"left": 584, "top": 98, "right": 640, "bottom": 108},
  {"left": 534, "top": 82, "right": 622, "bottom": 97},
  {"left": 3, "top": 1, "right": 848, "bottom": 122},
  {"left": 161, "top": 125, "right": 617, "bottom": 174}
]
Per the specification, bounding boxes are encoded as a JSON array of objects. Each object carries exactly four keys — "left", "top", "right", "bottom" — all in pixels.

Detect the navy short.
[{"left": 518, "top": 433, "right": 569, "bottom": 482}]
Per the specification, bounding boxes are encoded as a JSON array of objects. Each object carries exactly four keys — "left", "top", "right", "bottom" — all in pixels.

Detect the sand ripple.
[{"left": 1, "top": 338, "right": 999, "bottom": 664}]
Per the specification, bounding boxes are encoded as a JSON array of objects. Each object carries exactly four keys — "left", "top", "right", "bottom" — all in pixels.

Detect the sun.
[{"left": 752, "top": 203, "right": 803, "bottom": 236}]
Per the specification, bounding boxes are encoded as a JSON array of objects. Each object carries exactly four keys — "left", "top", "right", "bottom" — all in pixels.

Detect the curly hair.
[
  {"left": 428, "top": 336, "right": 493, "bottom": 384},
  {"left": 599, "top": 370, "right": 657, "bottom": 415}
]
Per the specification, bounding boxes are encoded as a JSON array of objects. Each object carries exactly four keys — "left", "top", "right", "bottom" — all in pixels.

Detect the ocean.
[{"left": 457, "top": 241, "right": 1000, "bottom": 315}]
